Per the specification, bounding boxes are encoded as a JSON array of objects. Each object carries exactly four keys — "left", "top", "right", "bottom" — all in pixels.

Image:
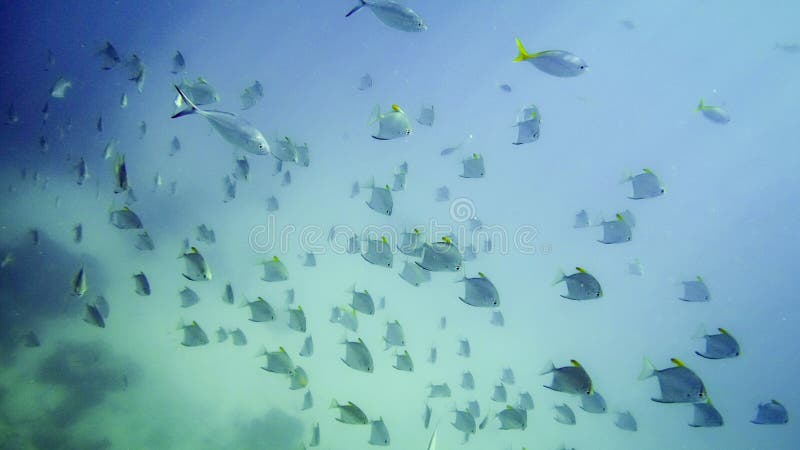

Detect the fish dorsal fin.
[
  {"left": 358, "top": 337, "right": 364, "bottom": 344},
  {"left": 616, "top": 213, "right": 624, "bottom": 221},
  {"left": 190, "top": 246, "right": 199, "bottom": 253},
  {"left": 442, "top": 236, "right": 452, "bottom": 244},
  {"left": 273, "top": 255, "right": 280, "bottom": 262},
  {"left": 381, "top": 236, "right": 388, "bottom": 244},
  {"left": 643, "top": 168, "right": 653, "bottom": 174},
  {"left": 191, "top": 321, "right": 198, "bottom": 326},
  {"left": 391, "top": 104, "right": 403, "bottom": 113},
  {"left": 472, "top": 153, "right": 479, "bottom": 159},
  {"left": 696, "top": 275, "right": 704, "bottom": 282},
  {"left": 570, "top": 359, "right": 582, "bottom": 368},
  {"left": 279, "top": 346, "right": 286, "bottom": 353},
  {"left": 478, "top": 272, "right": 486, "bottom": 278},
  {"left": 414, "top": 228, "right": 420, "bottom": 234},
  {"left": 718, "top": 327, "right": 729, "bottom": 335},
  {"left": 772, "top": 399, "right": 782, "bottom": 406},
  {"left": 575, "top": 267, "right": 586, "bottom": 273},
  {"left": 506, "top": 405, "right": 514, "bottom": 410},
  {"left": 670, "top": 357, "right": 686, "bottom": 367}
]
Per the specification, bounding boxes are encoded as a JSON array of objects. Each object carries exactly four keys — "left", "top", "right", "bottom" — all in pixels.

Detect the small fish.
[
  {"left": 302, "top": 391, "right": 314, "bottom": 410},
  {"left": 491, "top": 384, "right": 507, "bottom": 402},
  {"left": 134, "top": 231, "right": 154, "bottom": 251},
  {"left": 261, "top": 256, "right": 288, "bottom": 281},
  {"left": 83, "top": 303, "right": 105, "bottom": 328},
  {"left": 423, "top": 404, "right": 432, "bottom": 429},
  {"left": 574, "top": 210, "right": 590, "bottom": 228},
  {"left": 369, "top": 104, "right": 412, "bottom": 140},
  {"left": 330, "top": 399, "right": 369, "bottom": 424},
  {"left": 72, "top": 265, "right": 87, "bottom": 297},
  {"left": 179, "top": 287, "right": 200, "bottom": 308},
  {"left": 399, "top": 260, "right": 431, "bottom": 286},
  {"left": 554, "top": 403, "right": 576, "bottom": 425},
  {"left": 240, "top": 80, "right": 264, "bottom": 110},
  {"left": 103, "top": 139, "right": 117, "bottom": 160},
  {"left": 179, "top": 321, "right": 209, "bottom": 347},
  {"left": 281, "top": 170, "right": 291, "bottom": 186},
  {"left": 689, "top": 400, "right": 723, "bottom": 427},
  {"left": 384, "top": 320, "right": 405, "bottom": 348},
  {"left": 369, "top": 417, "right": 390, "bottom": 446},
  {"left": 96, "top": 41, "right": 121, "bottom": 70},
  {"left": 580, "top": 391, "right": 607, "bottom": 414},
  {"left": 152, "top": 172, "right": 162, "bottom": 192},
  {"left": 174, "top": 77, "right": 220, "bottom": 109},
  {"left": 331, "top": 306, "right": 359, "bottom": 332},
  {"left": 624, "top": 168, "right": 664, "bottom": 199},
  {"left": 110, "top": 206, "right": 143, "bottom": 229},
  {"left": 273, "top": 136, "right": 298, "bottom": 162},
  {"left": 223, "top": 175, "right": 236, "bottom": 202},
  {"left": 554, "top": 267, "right": 602, "bottom": 300},
  {"left": 615, "top": 410, "right": 638, "bottom": 431},
  {"left": 458, "top": 273, "right": 499, "bottom": 307},
  {"left": 775, "top": 42, "right": 800, "bottom": 53},
  {"left": 457, "top": 339, "right": 471, "bottom": 357},
  {"left": 196, "top": 224, "right": 216, "bottom": 244},
  {"left": 350, "top": 181, "right": 361, "bottom": 198},
  {"left": 295, "top": 142, "right": 310, "bottom": 167},
  {"left": 285, "top": 289, "right": 295, "bottom": 303},
  {"left": 230, "top": 328, "right": 247, "bottom": 346},
  {"left": 680, "top": 276, "right": 710, "bottom": 302},
  {"left": 348, "top": 285, "right": 375, "bottom": 315},
  {"left": 467, "top": 400, "right": 481, "bottom": 418},
  {"left": 435, "top": 186, "right": 449, "bottom": 202},
  {"left": 362, "top": 236, "right": 393, "bottom": 268},
  {"left": 398, "top": 229, "right": 424, "bottom": 256},
  {"left": 490, "top": 310, "right": 504, "bottom": 327},
  {"left": 50, "top": 77, "right": 72, "bottom": 98},
  {"left": 309, "top": 421, "right": 320, "bottom": 446},
  {"left": 364, "top": 178, "right": 393, "bottom": 215},
  {"left": 127, "top": 54, "right": 146, "bottom": 93},
  {"left": 303, "top": 252, "right": 316, "bottom": 267},
  {"left": 138, "top": 120, "right": 147, "bottom": 139},
  {"left": 393, "top": 350, "right": 414, "bottom": 371},
  {"left": 501, "top": 368, "right": 515, "bottom": 385},
  {"left": 46, "top": 48, "right": 55, "bottom": 69},
  {"left": 72, "top": 224, "right": 83, "bottom": 244},
  {"left": 497, "top": 406, "right": 527, "bottom": 430},
  {"left": 751, "top": 400, "right": 789, "bottom": 425},
  {"left": 416, "top": 237, "right": 462, "bottom": 272},
  {"left": 133, "top": 272, "right": 151, "bottom": 296},
  {"left": 260, "top": 346, "right": 294, "bottom": 374},
  {"left": 171, "top": 50, "right": 186, "bottom": 74},
  {"left": 120, "top": 93, "right": 128, "bottom": 109},
  {"left": 498, "top": 83, "right": 512, "bottom": 92},
  {"left": 96, "top": 116, "right": 104, "bottom": 133},
  {"left": 222, "top": 282, "right": 234, "bottom": 304},
  {"left": 172, "top": 85, "right": 269, "bottom": 155},
  {"left": 452, "top": 408, "right": 476, "bottom": 439},
  {"left": 300, "top": 335, "right": 314, "bottom": 357},
  {"left": 345, "top": 0, "right": 427, "bottom": 32},
  {"left": 392, "top": 171, "right": 406, "bottom": 191},
  {"left": 628, "top": 258, "right": 643, "bottom": 276},
  {"left": 41, "top": 102, "right": 49, "bottom": 124},
  {"left": 39, "top": 135, "right": 48, "bottom": 153},
  {"left": 513, "top": 38, "right": 588, "bottom": 77},
  {"left": 233, "top": 156, "right": 250, "bottom": 180},
  {"left": 341, "top": 337, "right": 374, "bottom": 373},
  {"left": 23, "top": 331, "right": 40, "bottom": 347},
  {"left": 693, "top": 326, "right": 740, "bottom": 359},
  {"left": 243, "top": 297, "right": 276, "bottom": 322},
  {"left": 428, "top": 347, "right": 437, "bottom": 364},
  {"left": 518, "top": 392, "right": 534, "bottom": 411},
  {"left": 181, "top": 247, "right": 212, "bottom": 281},
  {"left": 170, "top": 136, "right": 181, "bottom": 156},
  {"left": 598, "top": 213, "right": 632, "bottom": 244},
  {"left": 696, "top": 99, "right": 730, "bottom": 124},
  {"left": 512, "top": 104, "right": 541, "bottom": 145},
  {"left": 216, "top": 327, "right": 228, "bottom": 343},
  {"left": 460, "top": 153, "right": 485, "bottom": 178},
  {"left": 429, "top": 383, "right": 451, "bottom": 398},
  {"left": 439, "top": 316, "right": 447, "bottom": 329},
  {"left": 638, "top": 357, "right": 707, "bottom": 403},
  {"left": 541, "top": 360, "right": 593, "bottom": 395},
  {"left": 94, "top": 295, "right": 110, "bottom": 318},
  {"left": 417, "top": 104, "right": 434, "bottom": 126},
  {"left": 288, "top": 306, "right": 307, "bottom": 332},
  {"left": 266, "top": 195, "right": 279, "bottom": 212},
  {"left": 358, "top": 73, "right": 373, "bottom": 91}
]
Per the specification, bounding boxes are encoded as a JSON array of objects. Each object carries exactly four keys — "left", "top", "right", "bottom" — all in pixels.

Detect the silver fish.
[{"left": 346, "top": 0, "right": 427, "bottom": 32}]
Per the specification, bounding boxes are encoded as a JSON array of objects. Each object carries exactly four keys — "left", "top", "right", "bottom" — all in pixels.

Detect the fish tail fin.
[
  {"left": 638, "top": 357, "right": 656, "bottom": 380},
  {"left": 171, "top": 85, "right": 199, "bottom": 118},
  {"left": 619, "top": 170, "right": 634, "bottom": 184},
  {"left": 513, "top": 38, "right": 531, "bottom": 62},
  {"left": 368, "top": 104, "right": 381, "bottom": 125},
  {"left": 329, "top": 398, "right": 339, "bottom": 409},
  {"left": 692, "top": 323, "right": 708, "bottom": 339},
  {"left": 551, "top": 269, "right": 566, "bottom": 285},
  {"left": 695, "top": 99, "right": 705, "bottom": 112},
  {"left": 345, "top": 0, "right": 367, "bottom": 17},
  {"left": 539, "top": 360, "right": 555, "bottom": 375}
]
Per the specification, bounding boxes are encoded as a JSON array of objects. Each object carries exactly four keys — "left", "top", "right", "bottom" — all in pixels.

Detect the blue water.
[{"left": 0, "top": 1, "right": 798, "bottom": 449}]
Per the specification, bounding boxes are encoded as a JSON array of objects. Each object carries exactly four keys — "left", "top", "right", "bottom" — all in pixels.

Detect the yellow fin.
[
  {"left": 391, "top": 104, "right": 403, "bottom": 113},
  {"left": 671, "top": 357, "right": 686, "bottom": 367},
  {"left": 273, "top": 255, "right": 280, "bottom": 262},
  {"left": 695, "top": 99, "right": 705, "bottom": 112},
  {"left": 570, "top": 359, "right": 582, "bottom": 367},
  {"left": 616, "top": 213, "right": 624, "bottom": 221},
  {"left": 442, "top": 236, "right": 452, "bottom": 244},
  {"left": 513, "top": 38, "right": 531, "bottom": 62},
  {"left": 575, "top": 267, "right": 586, "bottom": 273},
  {"left": 718, "top": 327, "right": 729, "bottom": 335}
]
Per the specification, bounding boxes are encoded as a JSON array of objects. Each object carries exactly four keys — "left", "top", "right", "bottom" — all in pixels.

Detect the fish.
[
  {"left": 751, "top": 400, "right": 789, "bottom": 424},
  {"left": 134, "top": 232, "right": 154, "bottom": 251},
  {"left": 554, "top": 404, "right": 576, "bottom": 425},
  {"left": 273, "top": 136, "right": 298, "bottom": 163},
  {"left": 113, "top": 153, "right": 128, "bottom": 193},
  {"left": 416, "top": 237, "right": 462, "bottom": 272},
  {"left": 171, "top": 50, "right": 185, "bottom": 74},
  {"left": 308, "top": 421, "right": 320, "bottom": 446},
  {"left": 179, "top": 287, "right": 200, "bottom": 308},
  {"left": 417, "top": 105, "right": 434, "bottom": 126},
  {"left": 96, "top": 41, "right": 121, "bottom": 70},
  {"left": 362, "top": 236, "right": 393, "bottom": 268},
  {"left": 172, "top": 85, "right": 269, "bottom": 155},
  {"left": 138, "top": 121, "right": 147, "bottom": 139},
  {"left": 393, "top": 350, "right": 414, "bottom": 371},
  {"left": 216, "top": 327, "right": 228, "bottom": 343},
  {"left": 541, "top": 360, "right": 593, "bottom": 395},
  {"left": 345, "top": 0, "right": 427, "bottom": 32},
  {"left": 458, "top": 339, "right": 471, "bottom": 357},
  {"left": 72, "top": 224, "right": 83, "bottom": 244},
  {"left": 302, "top": 391, "right": 314, "bottom": 410},
  {"left": 458, "top": 273, "right": 499, "bottom": 307},
  {"left": 518, "top": 392, "right": 534, "bottom": 411},
  {"left": 348, "top": 285, "right": 375, "bottom": 315},
  {"left": 428, "top": 347, "right": 437, "bottom": 364},
  {"left": 512, "top": 104, "right": 541, "bottom": 145},
  {"left": 330, "top": 399, "right": 368, "bottom": 424},
  {"left": 41, "top": 102, "right": 49, "bottom": 125},
  {"left": 299, "top": 335, "right": 314, "bottom": 357},
  {"left": 369, "top": 417, "right": 390, "bottom": 446},
  {"left": 221, "top": 282, "right": 234, "bottom": 304},
  {"left": 364, "top": 178, "right": 393, "bottom": 215},
  {"left": 110, "top": 206, "right": 143, "bottom": 229},
  {"left": 554, "top": 267, "right": 602, "bottom": 300},
  {"left": 174, "top": 78, "right": 220, "bottom": 109},
  {"left": 240, "top": 80, "right": 264, "bottom": 110},
  {"left": 384, "top": 320, "right": 405, "bottom": 348},
  {"left": 491, "top": 384, "right": 507, "bottom": 402},
  {"left": 580, "top": 391, "right": 607, "bottom": 413},
  {"left": 196, "top": 224, "right": 216, "bottom": 244},
  {"left": 331, "top": 306, "right": 359, "bottom": 332},
  {"left": 181, "top": 247, "right": 212, "bottom": 281},
  {"left": 120, "top": 93, "right": 128, "bottom": 109},
  {"left": 628, "top": 258, "right": 643, "bottom": 276},
  {"left": 452, "top": 408, "right": 476, "bottom": 441},
  {"left": 429, "top": 383, "right": 451, "bottom": 398},
  {"left": 689, "top": 400, "right": 723, "bottom": 427},
  {"left": 490, "top": 311, "right": 504, "bottom": 327},
  {"left": 598, "top": 213, "right": 632, "bottom": 244},
  {"left": 288, "top": 306, "right": 307, "bottom": 332},
  {"left": 498, "top": 83, "right": 512, "bottom": 92},
  {"left": 392, "top": 171, "right": 406, "bottom": 191},
  {"left": 170, "top": 136, "right": 181, "bottom": 156},
  {"left": 680, "top": 276, "right": 710, "bottom": 302},
  {"left": 638, "top": 357, "right": 707, "bottom": 403},
  {"left": 435, "top": 186, "right": 450, "bottom": 202},
  {"left": 501, "top": 368, "right": 515, "bottom": 385},
  {"left": 127, "top": 54, "right": 146, "bottom": 92},
  {"left": 83, "top": 303, "right": 105, "bottom": 328},
  {"left": 358, "top": 73, "right": 373, "bottom": 91},
  {"left": 460, "top": 153, "right": 485, "bottom": 178},
  {"left": 6, "top": 103, "right": 19, "bottom": 125},
  {"left": 301, "top": 252, "right": 316, "bottom": 267},
  {"left": 46, "top": 48, "right": 55, "bottom": 69},
  {"left": 513, "top": 38, "right": 588, "bottom": 77},
  {"left": 133, "top": 272, "right": 151, "bottom": 296},
  {"left": 624, "top": 168, "right": 664, "bottom": 199},
  {"left": 497, "top": 406, "right": 527, "bottom": 430},
  {"left": 289, "top": 366, "right": 308, "bottom": 389},
  {"left": 179, "top": 321, "right": 209, "bottom": 346},
  {"left": 467, "top": 401, "right": 480, "bottom": 418},
  {"left": 423, "top": 404, "right": 432, "bottom": 429},
  {"left": 260, "top": 346, "right": 294, "bottom": 374},
  {"left": 398, "top": 228, "right": 424, "bottom": 256},
  {"left": 399, "top": 260, "right": 431, "bottom": 286},
  {"left": 281, "top": 170, "right": 291, "bottom": 186},
  {"left": 72, "top": 265, "right": 87, "bottom": 297},
  {"left": 341, "top": 337, "right": 374, "bottom": 372},
  {"left": 615, "top": 410, "right": 638, "bottom": 431},
  {"left": 261, "top": 256, "right": 288, "bottom": 281},
  {"left": 693, "top": 326, "right": 740, "bottom": 359},
  {"left": 295, "top": 142, "right": 310, "bottom": 167},
  {"left": 103, "top": 139, "right": 117, "bottom": 160},
  {"left": 369, "top": 104, "right": 412, "bottom": 140},
  {"left": 170, "top": 181, "right": 177, "bottom": 196},
  {"left": 243, "top": 297, "right": 276, "bottom": 322},
  {"left": 94, "top": 295, "right": 110, "bottom": 318},
  {"left": 50, "top": 77, "right": 72, "bottom": 98},
  {"left": 696, "top": 99, "right": 730, "bottom": 124}
]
